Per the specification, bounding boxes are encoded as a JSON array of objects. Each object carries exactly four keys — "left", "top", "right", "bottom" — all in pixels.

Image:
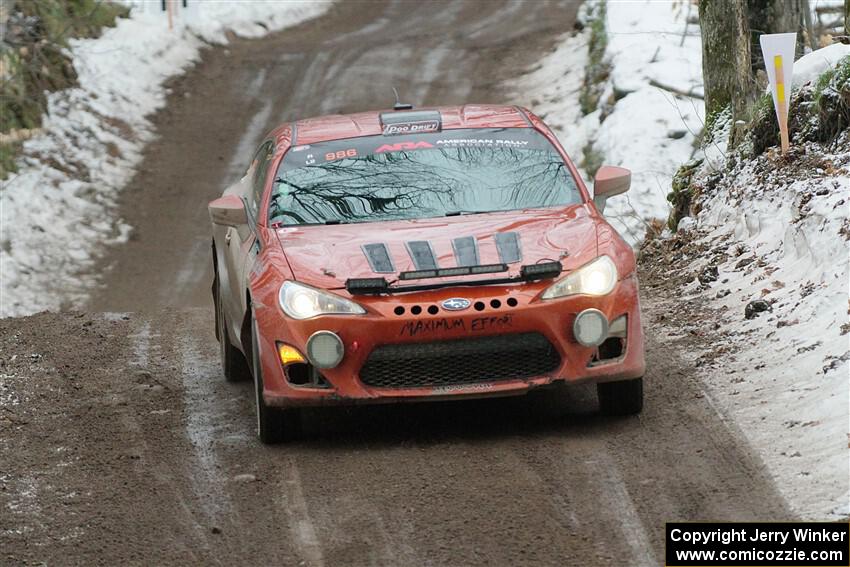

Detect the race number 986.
[{"left": 325, "top": 149, "right": 357, "bottom": 161}]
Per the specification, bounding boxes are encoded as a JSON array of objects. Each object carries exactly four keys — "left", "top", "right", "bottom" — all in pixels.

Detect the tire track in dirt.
[{"left": 280, "top": 462, "right": 326, "bottom": 567}]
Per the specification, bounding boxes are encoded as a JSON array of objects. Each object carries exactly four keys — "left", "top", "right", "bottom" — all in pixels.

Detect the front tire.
[
  {"left": 597, "top": 377, "right": 644, "bottom": 416},
  {"left": 250, "top": 311, "right": 300, "bottom": 444},
  {"left": 215, "top": 275, "right": 250, "bottom": 383}
]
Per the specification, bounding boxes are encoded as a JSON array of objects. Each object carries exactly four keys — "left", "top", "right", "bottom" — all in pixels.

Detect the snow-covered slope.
[
  {"left": 685, "top": 137, "right": 849, "bottom": 519},
  {"left": 653, "top": 44, "right": 850, "bottom": 519},
  {"left": 793, "top": 43, "right": 850, "bottom": 88},
  {"left": 0, "top": 1, "right": 331, "bottom": 317}
]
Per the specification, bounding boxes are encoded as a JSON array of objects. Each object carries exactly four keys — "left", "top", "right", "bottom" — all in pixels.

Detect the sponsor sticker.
[
  {"left": 432, "top": 383, "right": 494, "bottom": 395},
  {"left": 280, "top": 127, "right": 556, "bottom": 172},
  {"left": 435, "top": 138, "right": 529, "bottom": 147},
  {"left": 375, "top": 141, "right": 434, "bottom": 153},
  {"left": 382, "top": 120, "right": 441, "bottom": 136}
]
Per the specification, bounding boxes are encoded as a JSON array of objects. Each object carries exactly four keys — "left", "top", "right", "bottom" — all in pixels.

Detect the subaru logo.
[{"left": 442, "top": 298, "right": 471, "bottom": 311}]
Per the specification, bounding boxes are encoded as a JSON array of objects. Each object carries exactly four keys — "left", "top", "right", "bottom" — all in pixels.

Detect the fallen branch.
[{"left": 649, "top": 79, "right": 704, "bottom": 100}]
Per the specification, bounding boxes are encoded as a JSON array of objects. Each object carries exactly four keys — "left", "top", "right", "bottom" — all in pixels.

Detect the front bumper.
[{"left": 254, "top": 276, "right": 645, "bottom": 408}]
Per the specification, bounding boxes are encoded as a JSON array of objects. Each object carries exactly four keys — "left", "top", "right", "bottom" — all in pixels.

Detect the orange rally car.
[{"left": 209, "top": 104, "right": 645, "bottom": 443}]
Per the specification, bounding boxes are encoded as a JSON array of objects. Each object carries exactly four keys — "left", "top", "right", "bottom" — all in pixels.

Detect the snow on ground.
[
  {"left": 0, "top": 1, "right": 331, "bottom": 317},
  {"left": 677, "top": 136, "right": 850, "bottom": 520},
  {"left": 514, "top": 2, "right": 848, "bottom": 519},
  {"left": 793, "top": 43, "right": 850, "bottom": 88},
  {"left": 662, "top": 45, "right": 849, "bottom": 518},
  {"left": 673, "top": 49, "right": 850, "bottom": 520},
  {"left": 510, "top": 0, "right": 704, "bottom": 243}
]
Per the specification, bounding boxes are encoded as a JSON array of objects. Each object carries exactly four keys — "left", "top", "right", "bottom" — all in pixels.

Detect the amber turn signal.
[{"left": 277, "top": 343, "right": 306, "bottom": 366}]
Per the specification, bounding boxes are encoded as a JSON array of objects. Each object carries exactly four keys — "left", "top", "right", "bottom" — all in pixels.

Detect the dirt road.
[
  {"left": 0, "top": 306, "right": 790, "bottom": 565},
  {"left": 1, "top": 1, "right": 791, "bottom": 565}
]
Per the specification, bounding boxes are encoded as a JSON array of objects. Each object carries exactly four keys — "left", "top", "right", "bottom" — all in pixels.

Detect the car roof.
[{"left": 269, "top": 104, "right": 533, "bottom": 147}]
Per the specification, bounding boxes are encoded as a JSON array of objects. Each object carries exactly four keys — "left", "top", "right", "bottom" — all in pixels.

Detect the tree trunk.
[
  {"left": 845, "top": 0, "right": 849, "bottom": 36},
  {"left": 699, "top": 0, "right": 756, "bottom": 144},
  {"left": 747, "top": 0, "right": 810, "bottom": 61}
]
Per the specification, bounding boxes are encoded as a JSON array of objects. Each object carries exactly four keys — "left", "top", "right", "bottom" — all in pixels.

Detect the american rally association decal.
[
  {"left": 375, "top": 141, "right": 434, "bottom": 153},
  {"left": 434, "top": 138, "right": 530, "bottom": 147}
]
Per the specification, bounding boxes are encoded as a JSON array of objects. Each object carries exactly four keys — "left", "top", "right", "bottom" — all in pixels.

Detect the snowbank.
[
  {"left": 793, "top": 43, "right": 850, "bottom": 88},
  {"left": 510, "top": 0, "right": 704, "bottom": 243},
  {"left": 677, "top": 136, "right": 850, "bottom": 520},
  {"left": 0, "top": 1, "right": 331, "bottom": 317},
  {"left": 665, "top": 47, "right": 850, "bottom": 519}
]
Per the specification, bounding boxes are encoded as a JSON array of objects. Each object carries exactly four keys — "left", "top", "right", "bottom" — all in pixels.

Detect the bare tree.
[{"left": 747, "top": 0, "right": 810, "bottom": 56}]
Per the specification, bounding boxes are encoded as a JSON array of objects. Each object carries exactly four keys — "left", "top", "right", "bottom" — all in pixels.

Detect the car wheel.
[
  {"left": 250, "top": 311, "right": 300, "bottom": 444},
  {"left": 215, "top": 276, "right": 250, "bottom": 382},
  {"left": 597, "top": 377, "right": 643, "bottom": 416}
]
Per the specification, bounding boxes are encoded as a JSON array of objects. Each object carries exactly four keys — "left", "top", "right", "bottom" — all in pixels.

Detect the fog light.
[
  {"left": 306, "top": 331, "right": 344, "bottom": 369},
  {"left": 277, "top": 343, "right": 305, "bottom": 366},
  {"left": 573, "top": 309, "right": 609, "bottom": 347}
]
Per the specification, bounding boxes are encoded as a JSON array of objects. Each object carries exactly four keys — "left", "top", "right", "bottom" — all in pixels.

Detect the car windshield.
[{"left": 269, "top": 128, "right": 581, "bottom": 226}]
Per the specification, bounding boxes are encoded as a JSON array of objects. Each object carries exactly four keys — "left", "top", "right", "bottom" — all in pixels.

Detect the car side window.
[{"left": 248, "top": 141, "right": 274, "bottom": 221}]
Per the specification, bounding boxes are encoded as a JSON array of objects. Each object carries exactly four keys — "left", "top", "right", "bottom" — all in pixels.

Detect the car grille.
[{"left": 359, "top": 332, "right": 561, "bottom": 389}]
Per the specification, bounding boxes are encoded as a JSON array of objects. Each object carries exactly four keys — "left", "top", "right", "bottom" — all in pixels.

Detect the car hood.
[{"left": 275, "top": 205, "right": 599, "bottom": 290}]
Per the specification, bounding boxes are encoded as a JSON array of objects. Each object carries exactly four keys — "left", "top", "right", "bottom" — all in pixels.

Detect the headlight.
[
  {"left": 279, "top": 281, "right": 366, "bottom": 319},
  {"left": 541, "top": 256, "right": 618, "bottom": 299}
]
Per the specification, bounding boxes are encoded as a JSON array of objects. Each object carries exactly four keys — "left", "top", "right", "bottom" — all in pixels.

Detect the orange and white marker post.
[
  {"left": 759, "top": 33, "right": 796, "bottom": 155},
  {"left": 774, "top": 55, "right": 789, "bottom": 153}
]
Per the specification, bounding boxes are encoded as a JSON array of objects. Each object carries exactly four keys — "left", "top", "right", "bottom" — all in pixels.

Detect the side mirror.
[
  {"left": 593, "top": 165, "right": 631, "bottom": 213},
  {"left": 209, "top": 194, "right": 248, "bottom": 227}
]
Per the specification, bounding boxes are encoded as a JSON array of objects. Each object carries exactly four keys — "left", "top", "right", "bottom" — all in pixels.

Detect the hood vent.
[
  {"left": 451, "top": 236, "right": 480, "bottom": 267},
  {"left": 494, "top": 232, "right": 522, "bottom": 264},
  {"left": 361, "top": 243, "right": 395, "bottom": 273},
  {"left": 360, "top": 232, "right": 524, "bottom": 274},
  {"left": 405, "top": 240, "right": 438, "bottom": 270}
]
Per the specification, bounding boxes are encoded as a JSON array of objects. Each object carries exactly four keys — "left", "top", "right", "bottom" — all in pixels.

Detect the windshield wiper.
[
  {"left": 288, "top": 219, "right": 348, "bottom": 226},
  {"left": 444, "top": 210, "right": 494, "bottom": 217},
  {"left": 271, "top": 218, "right": 348, "bottom": 227}
]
